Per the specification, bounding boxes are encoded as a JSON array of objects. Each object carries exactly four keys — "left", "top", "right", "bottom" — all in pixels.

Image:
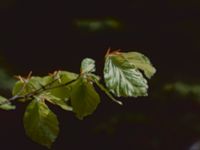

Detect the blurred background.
[{"left": 1, "top": 0, "right": 200, "bottom": 150}]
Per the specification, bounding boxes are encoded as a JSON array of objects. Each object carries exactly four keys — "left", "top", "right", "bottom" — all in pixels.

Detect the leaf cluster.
[{"left": 0, "top": 49, "right": 156, "bottom": 148}]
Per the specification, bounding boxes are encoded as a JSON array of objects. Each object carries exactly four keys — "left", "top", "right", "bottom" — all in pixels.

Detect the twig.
[{"left": 0, "top": 76, "right": 79, "bottom": 106}]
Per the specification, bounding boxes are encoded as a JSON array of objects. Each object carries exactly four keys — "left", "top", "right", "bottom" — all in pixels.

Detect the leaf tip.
[{"left": 117, "top": 101, "right": 123, "bottom": 105}]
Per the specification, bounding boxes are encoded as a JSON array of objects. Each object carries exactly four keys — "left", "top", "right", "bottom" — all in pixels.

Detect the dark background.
[{"left": 1, "top": 0, "right": 200, "bottom": 150}]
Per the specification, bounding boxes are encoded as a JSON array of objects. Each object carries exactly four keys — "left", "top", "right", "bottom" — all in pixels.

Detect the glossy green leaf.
[
  {"left": 104, "top": 53, "right": 148, "bottom": 97},
  {"left": 70, "top": 78, "right": 100, "bottom": 119},
  {"left": 81, "top": 58, "right": 95, "bottom": 74},
  {"left": 0, "top": 96, "right": 16, "bottom": 110},
  {"left": 24, "top": 99, "right": 59, "bottom": 148},
  {"left": 122, "top": 52, "right": 156, "bottom": 79}
]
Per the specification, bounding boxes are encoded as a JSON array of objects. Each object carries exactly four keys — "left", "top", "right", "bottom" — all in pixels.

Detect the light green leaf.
[
  {"left": 54, "top": 71, "right": 78, "bottom": 83},
  {"left": 12, "top": 77, "right": 47, "bottom": 102},
  {"left": 12, "top": 81, "right": 24, "bottom": 96},
  {"left": 70, "top": 78, "right": 100, "bottom": 119},
  {"left": 12, "top": 71, "right": 78, "bottom": 101},
  {"left": 104, "top": 53, "right": 148, "bottom": 97},
  {"left": 28, "top": 77, "right": 46, "bottom": 89},
  {"left": 122, "top": 52, "right": 156, "bottom": 79},
  {"left": 81, "top": 58, "right": 95, "bottom": 74},
  {"left": 24, "top": 100, "right": 59, "bottom": 148},
  {"left": 47, "top": 71, "right": 78, "bottom": 100},
  {"left": 0, "top": 96, "right": 16, "bottom": 110},
  {"left": 12, "top": 81, "right": 33, "bottom": 97},
  {"left": 12, "top": 77, "right": 45, "bottom": 97},
  {"left": 41, "top": 93, "right": 72, "bottom": 111}
]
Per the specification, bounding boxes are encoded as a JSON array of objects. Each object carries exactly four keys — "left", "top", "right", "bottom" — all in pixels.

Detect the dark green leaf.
[
  {"left": 70, "top": 78, "right": 100, "bottom": 119},
  {"left": 122, "top": 52, "right": 156, "bottom": 79},
  {"left": 104, "top": 53, "right": 148, "bottom": 97},
  {"left": 0, "top": 96, "right": 16, "bottom": 110},
  {"left": 23, "top": 99, "right": 59, "bottom": 148}
]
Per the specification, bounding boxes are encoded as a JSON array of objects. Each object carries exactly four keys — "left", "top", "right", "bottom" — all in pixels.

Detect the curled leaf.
[{"left": 122, "top": 52, "right": 156, "bottom": 79}]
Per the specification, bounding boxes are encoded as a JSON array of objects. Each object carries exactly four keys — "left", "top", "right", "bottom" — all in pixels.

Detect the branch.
[{"left": 0, "top": 76, "right": 79, "bottom": 106}]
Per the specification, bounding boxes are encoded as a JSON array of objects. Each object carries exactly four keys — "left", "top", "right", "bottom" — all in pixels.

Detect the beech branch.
[{"left": 0, "top": 76, "right": 79, "bottom": 106}]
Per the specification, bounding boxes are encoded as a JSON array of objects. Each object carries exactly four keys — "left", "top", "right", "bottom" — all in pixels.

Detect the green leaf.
[
  {"left": 12, "top": 77, "right": 45, "bottom": 97},
  {"left": 122, "top": 52, "right": 156, "bottom": 79},
  {"left": 70, "top": 78, "right": 100, "bottom": 119},
  {"left": 0, "top": 96, "right": 16, "bottom": 110},
  {"left": 81, "top": 58, "right": 96, "bottom": 74},
  {"left": 12, "top": 81, "right": 24, "bottom": 96},
  {"left": 54, "top": 71, "right": 78, "bottom": 83},
  {"left": 28, "top": 77, "right": 46, "bottom": 89},
  {"left": 41, "top": 93, "right": 73, "bottom": 111},
  {"left": 104, "top": 53, "right": 148, "bottom": 97},
  {"left": 24, "top": 99, "right": 59, "bottom": 148},
  {"left": 47, "top": 71, "right": 78, "bottom": 100},
  {"left": 12, "top": 71, "right": 78, "bottom": 101},
  {"left": 94, "top": 79, "right": 123, "bottom": 105},
  {"left": 12, "top": 81, "right": 32, "bottom": 97},
  {"left": 12, "top": 77, "right": 47, "bottom": 102}
]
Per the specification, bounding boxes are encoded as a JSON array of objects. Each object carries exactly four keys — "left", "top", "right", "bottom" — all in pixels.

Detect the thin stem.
[{"left": 0, "top": 76, "right": 79, "bottom": 106}]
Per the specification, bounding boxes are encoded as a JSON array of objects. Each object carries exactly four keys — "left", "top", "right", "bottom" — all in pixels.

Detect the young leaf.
[
  {"left": 52, "top": 71, "right": 78, "bottom": 83},
  {"left": 104, "top": 52, "right": 148, "bottom": 97},
  {"left": 0, "top": 96, "right": 16, "bottom": 110},
  {"left": 12, "top": 81, "right": 23, "bottom": 96},
  {"left": 81, "top": 58, "right": 96, "bottom": 74},
  {"left": 23, "top": 99, "right": 59, "bottom": 148},
  {"left": 12, "top": 81, "right": 30, "bottom": 97},
  {"left": 70, "top": 78, "right": 100, "bottom": 119},
  {"left": 13, "top": 71, "right": 78, "bottom": 100},
  {"left": 122, "top": 52, "right": 156, "bottom": 79},
  {"left": 12, "top": 77, "right": 45, "bottom": 97},
  {"left": 47, "top": 71, "right": 78, "bottom": 99}
]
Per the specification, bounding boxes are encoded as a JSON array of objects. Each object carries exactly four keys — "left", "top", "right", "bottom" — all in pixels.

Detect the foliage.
[
  {"left": 0, "top": 49, "right": 156, "bottom": 148},
  {"left": 75, "top": 18, "right": 121, "bottom": 32},
  {"left": 165, "top": 82, "right": 200, "bottom": 99}
]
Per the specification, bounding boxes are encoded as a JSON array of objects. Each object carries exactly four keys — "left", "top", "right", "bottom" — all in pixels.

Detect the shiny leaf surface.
[{"left": 104, "top": 52, "right": 148, "bottom": 97}]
